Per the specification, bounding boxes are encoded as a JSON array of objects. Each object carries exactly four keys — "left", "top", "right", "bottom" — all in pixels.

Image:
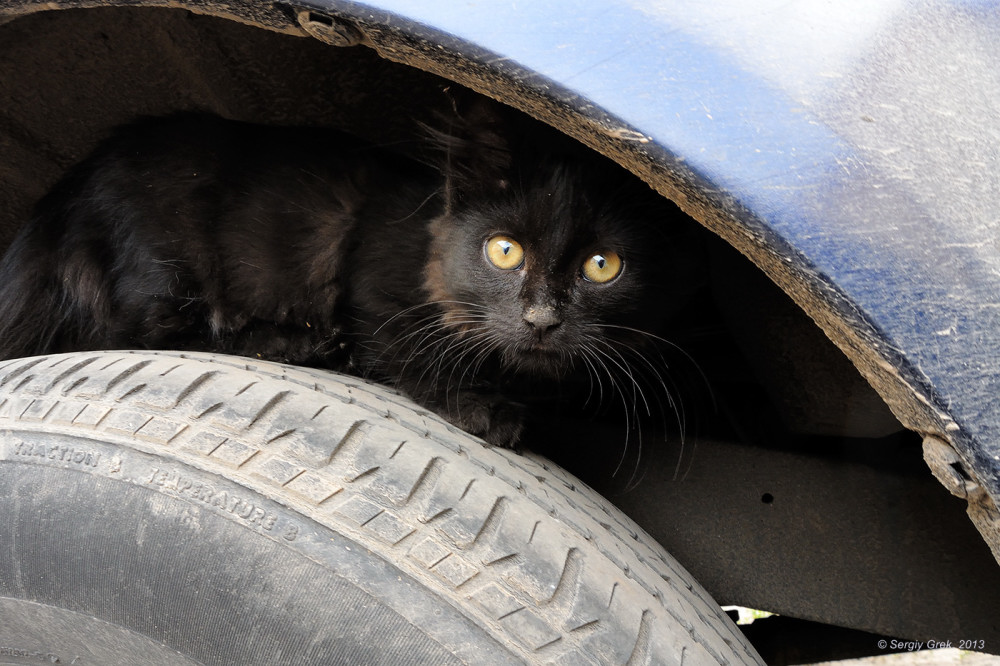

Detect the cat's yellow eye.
[
  {"left": 581, "top": 251, "right": 623, "bottom": 283},
  {"left": 485, "top": 235, "right": 525, "bottom": 270}
]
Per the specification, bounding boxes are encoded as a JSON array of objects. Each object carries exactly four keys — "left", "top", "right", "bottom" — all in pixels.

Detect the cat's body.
[{"left": 0, "top": 108, "right": 696, "bottom": 447}]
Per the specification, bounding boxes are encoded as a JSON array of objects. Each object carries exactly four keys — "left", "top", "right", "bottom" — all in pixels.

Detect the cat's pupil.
[
  {"left": 499, "top": 241, "right": 513, "bottom": 255},
  {"left": 595, "top": 256, "right": 607, "bottom": 268}
]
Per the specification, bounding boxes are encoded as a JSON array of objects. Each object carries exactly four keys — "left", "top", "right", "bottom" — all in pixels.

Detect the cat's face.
[{"left": 424, "top": 166, "right": 668, "bottom": 376}]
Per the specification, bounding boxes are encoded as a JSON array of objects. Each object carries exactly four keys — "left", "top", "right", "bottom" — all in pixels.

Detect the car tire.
[{"left": 0, "top": 350, "right": 761, "bottom": 665}]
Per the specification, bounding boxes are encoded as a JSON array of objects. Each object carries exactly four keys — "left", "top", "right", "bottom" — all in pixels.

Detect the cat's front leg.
[
  {"left": 382, "top": 354, "right": 527, "bottom": 448},
  {"left": 398, "top": 378, "right": 525, "bottom": 449},
  {"left": 441, "top": 389, "right": 526, "bottom": 450}
]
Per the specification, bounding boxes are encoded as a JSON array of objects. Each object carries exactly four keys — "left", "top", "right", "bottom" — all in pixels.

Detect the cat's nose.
[{"left": 523, "top": 305, "right": 562, "bottom": 337}]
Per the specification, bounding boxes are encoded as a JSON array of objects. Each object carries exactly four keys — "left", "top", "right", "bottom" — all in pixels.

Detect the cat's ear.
[{"left": 423, "top": 89, "right": 513, "bottom": 212}]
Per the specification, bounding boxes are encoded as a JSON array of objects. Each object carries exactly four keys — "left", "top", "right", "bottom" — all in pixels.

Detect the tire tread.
[{"left": 0, "top": 351, "right": 762, "bottom": 665}]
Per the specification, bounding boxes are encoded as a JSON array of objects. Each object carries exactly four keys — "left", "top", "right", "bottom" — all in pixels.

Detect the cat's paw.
[{"left": 446, "top": 392, "right": 525, "bottom": 450}]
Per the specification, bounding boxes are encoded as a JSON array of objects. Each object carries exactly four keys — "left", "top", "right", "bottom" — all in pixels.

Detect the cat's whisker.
[
  {"left": 592, "top": 322, "right": 715, "bottom": 409},
  {"left": 616, "top": 335, "right": 689, "bottom": 418},
  {"left": 373, "top": 301, "right": 466, "bottom": 337},
  {"left": 584, "top": 343, "right": 637, "bottom": 480},
  {"left": 407, "top": 326, "right": 481, "bottom": 396},
  {"left": 576, "top": 342, "right": 607, "bottom": 411},
  {"left": 364, "top": 317, "right": 459, "bottom": 387},
  {"left": 372, "top": 303, "right": 492, "bottom": 378},
  {"left": 603, "top": 343, "right": 679, "bottom": 490},
  {"left": 443, "top": 332, "right": 500, "bottom": 416},
  {"left": 629, "top": 344, "right": 685, "bottom": 435},
  {"left": 586, "top": 331, "right": 695, "bottom": 483},
  {"left": 583, "top": 332, "right": 691, "bottom": 488},
  {"left": 438, "top": 332, "right": 504, "bottom": 425},
  {"left": 390, "top": 317, "right": 486, "bottom": 360},
  {"left": 585, "top": 339, "right": 649, "bottom": 422},
  {"left": 595, "top": 336, "right": 678, "bottom": 424},
  {"left": 472, "top": 339, "right": 502, "bottom": 380},
  {"left": 411, "top": 324, "right": 492, "bottom": 402},
  {"left": 433, "top": 326, "right": 488, "bottom": 375},
  {"left": 387, "top": 187, "right": 444, "bottom": 226},
  {"left": 400, "top": 330, "right": 467, "bottom": 387},
  {"left": 580, "top": 354, "right": 604, "bottom": 405},
  {"left": 434, "top": 329, "right": 501, "bottom": 420},
  {"left": 372, "top": 300, "right": 489, "bottom": 336}
]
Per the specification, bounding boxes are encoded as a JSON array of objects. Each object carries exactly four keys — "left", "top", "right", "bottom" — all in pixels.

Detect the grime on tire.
[{"left": 0, "top": 350, "right": 762, "bottom": 665}]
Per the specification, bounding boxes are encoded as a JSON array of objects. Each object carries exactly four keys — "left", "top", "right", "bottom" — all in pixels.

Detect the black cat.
[{"left": 0, "top": 102, "right": 699, "bottom": 448}]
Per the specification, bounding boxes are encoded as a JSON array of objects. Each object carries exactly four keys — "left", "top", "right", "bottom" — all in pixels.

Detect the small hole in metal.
[
  {"left": 307, "top": 12, "right": 334, "bottom": 26},
  {"left": 949, "top": 461, "right": 972, "bottom": 481}
]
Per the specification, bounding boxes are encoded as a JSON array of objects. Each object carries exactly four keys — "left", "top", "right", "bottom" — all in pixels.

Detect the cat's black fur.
[{"left": 0, "top": 102, "right": 698, "bottom": 448}]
